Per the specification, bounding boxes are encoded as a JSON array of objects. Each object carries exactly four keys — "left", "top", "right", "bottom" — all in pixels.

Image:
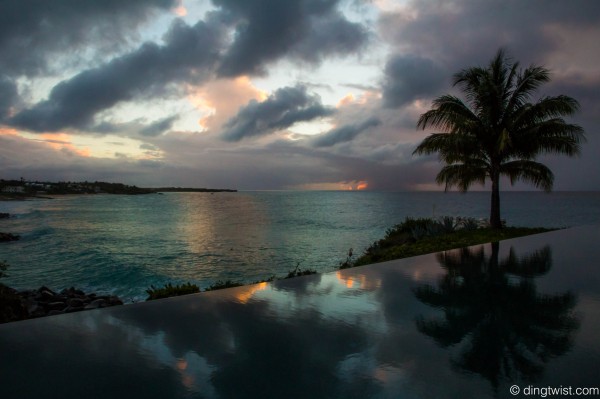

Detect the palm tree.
[{"left": 414, "top": 49, "right": 585, "bottom": 228}]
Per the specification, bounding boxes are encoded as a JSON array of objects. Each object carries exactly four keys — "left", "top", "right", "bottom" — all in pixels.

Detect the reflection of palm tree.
[{"left": 414, "top": 243, "right": 579, "bottom": 389}]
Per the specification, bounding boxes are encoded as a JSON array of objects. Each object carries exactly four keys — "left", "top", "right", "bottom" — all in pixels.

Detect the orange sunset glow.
[{"left": 39, "top": 133, "right": 91, "bottom": 157}]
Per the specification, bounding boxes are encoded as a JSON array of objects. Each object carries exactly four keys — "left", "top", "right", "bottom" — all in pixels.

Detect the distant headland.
[{"left": 0, "top": 178, "right": 237, "bottom": 199}]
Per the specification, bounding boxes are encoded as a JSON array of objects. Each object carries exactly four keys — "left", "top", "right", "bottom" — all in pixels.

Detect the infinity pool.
[{"left": 1, "top": 226, "right": 599, "bottom": 398}]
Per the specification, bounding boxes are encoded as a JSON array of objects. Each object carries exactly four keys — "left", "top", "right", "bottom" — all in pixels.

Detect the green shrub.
[
  {"left": 285, "top": 261, "right": 317, "bottom": 278},
  {"left": 460, "top": 217, "right": 480, "bottom": 231},
  {"left": 285, "top": 268, "right": 317, "bottom": 278},
  {"left": 339, "top": 248, "right": 355, "bottom": 269},
  {"left": 352, "top": 226, "right": 553, "bottom": 267},
  {"left": 205, "top": 280, "right": 244, "bottom": 291},
  {"left": 252, "top": 276, "right": 276, "bottom": 284},
  {"left": 439, "top": 216, "right": 458, "bottom": 233},
  {"left": 145, "top": 282, "right": 200, "bottom": 301}
]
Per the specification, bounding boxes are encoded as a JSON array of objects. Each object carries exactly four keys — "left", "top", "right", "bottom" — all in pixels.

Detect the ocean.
[{"left": 1, "top": 191, "right": 599, "bottom": 302}]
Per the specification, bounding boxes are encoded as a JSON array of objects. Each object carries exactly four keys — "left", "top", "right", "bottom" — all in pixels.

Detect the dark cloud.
[
  {"left": 362, "top": 142, "right": 418, "bottom": 165},
  {"left": 3, "top": 0, "right": 599, "bottom": 192},
  {"left": 10, "top": 19, "right": 224, "bottom": 132},
  {"left": 139, "top": 116, "right": 179, "bottom": 137},
  {"left": 379, "top": 0, "right": 600, "bottom": 68},
  {"left": 376, "top": 0, "right": 600, "bottom": 191},
  {"left": 0, "top": 0, "right": 178, "bottom": 77},
  {"left": 221, "top": 86, "right": 334, "bottom": 141},
  {"left": 312, "top": 117, "right": 380, "bottom": 147},
  {"left": 0, "top": 75, "right": 18, "bottom": 120},
  {"left": 382, "top": 55, "right": 445, "bottom": 108},
  {"left": 6, "top": 0, "right": 367, "bottom": 135},
  {"left": 341, "top": 83, "right": 378, "bottom": 92},
  {"left": 214, "top": 0, "right": 368, "bottom": 77}
]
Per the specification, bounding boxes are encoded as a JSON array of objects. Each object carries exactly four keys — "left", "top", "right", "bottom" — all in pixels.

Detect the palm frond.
[
  {"left": 413, "top": 133, "right": 491, "bottom": 166},
  {"left": 436, "top": 162, "right": 488, "bottom": 192},
  {"left": 513, "top": 96, "right": 580, "bottom": 131},
  {"left": 514, "top": 119, "right": 585, "bottom": 157},
  {"left": 500, "top": 160, "right": 554, "bottom": 191},
  {"left": 453, "top": 67, "right": 487, "bottom": 108},
  {"left": 504, "top": 65, "right": 551, "bottom": 116},
  {"left": 417, "top": 95, "right": 480, "bottom": 133}
]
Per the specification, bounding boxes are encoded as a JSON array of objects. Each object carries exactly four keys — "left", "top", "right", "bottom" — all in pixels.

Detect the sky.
[{"left": 1, "top": 0, "right": 599, "bottom": 191}]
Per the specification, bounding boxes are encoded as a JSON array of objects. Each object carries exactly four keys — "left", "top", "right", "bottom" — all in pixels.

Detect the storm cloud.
[
  {"left": 215, "top": 0, "right": 369, "bottom": 77},
  {"left": 379, "top": 0, "right": 600, "bottom": 68},
  {"left": 382, "top": 55, "right": 445, "bottom": 108},
  {"left": 10, "top": 18, "right": 224, "bottom": 132},
  {"left": 139, "top": 116, "right": 179, "bottom": 137},
  {"left": 0, "top": 76, "right": 18, "bottom": 120},
  {"left": 0, "top": 0, "right": 178, "bottom": 77},
  {"left": 1, "top": 0, "right": 599, "bottom": 191},
  {"left": 221, "top": 86, "right": 335, "bottom": 142},
  {"left": 312, "top": 117, "right": 381, "bottom": 147}
]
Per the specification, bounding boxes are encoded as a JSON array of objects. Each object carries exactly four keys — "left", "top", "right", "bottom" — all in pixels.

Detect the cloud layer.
[
  {"left": 1, "top": 0, "right": 599, "bottom": 191},
  {"left": 221, "top": 86, "right": 334, "bottom": 141}
]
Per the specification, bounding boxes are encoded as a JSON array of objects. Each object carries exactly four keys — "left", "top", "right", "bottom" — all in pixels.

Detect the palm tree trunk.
[{"left": 490, "top": 171, "right": 502, "bottom": 229}]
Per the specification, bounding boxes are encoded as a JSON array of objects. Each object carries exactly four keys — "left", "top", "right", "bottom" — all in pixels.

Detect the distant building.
[{"left": 1, "top": 186, "right": 24, "bottom": 193}]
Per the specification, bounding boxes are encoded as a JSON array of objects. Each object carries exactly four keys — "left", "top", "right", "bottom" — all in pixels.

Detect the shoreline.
[
  {"left": 0, "top": 223, "right": 556, "bottom": 324},
  {"left": 0, "top": 285, "right": 123, "bottom": 324}
]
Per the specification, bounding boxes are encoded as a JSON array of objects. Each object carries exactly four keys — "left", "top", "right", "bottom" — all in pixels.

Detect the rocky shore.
[
  {"left": 0, "top": 212, "right": 20, "bottom": 242},
  {"left": 0, "top": 285, "right": 123, "bottom": 324},
  {"left": 0, "top": 232, "right": 19, "bottom": 242}
]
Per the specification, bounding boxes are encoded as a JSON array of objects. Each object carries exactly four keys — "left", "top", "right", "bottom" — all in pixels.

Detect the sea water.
[{"left": 1, "top": 191, "right": 599, "bottom": 301}]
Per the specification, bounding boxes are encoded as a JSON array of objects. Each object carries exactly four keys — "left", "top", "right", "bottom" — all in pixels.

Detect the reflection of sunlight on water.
[
  {"left": 235, "top": 281, "right": 269, "bottom": 304},
  {"left": 412, "top": 270, "right": 422, "bottom": 281},
  {"left": 179, "top": 193, "right": 269, "bottom": 265},
  {"left": 336, "top": 271, "right": 381, "bottom": 290},
  {"left": 176, "top": 358, "right": 188, "bottom": 370},
  {"left": 181, "top": 374, "right": 195, "bottom": 390},
  {"left": 372, "top": 365, "right": 405, "bottom": 391}
]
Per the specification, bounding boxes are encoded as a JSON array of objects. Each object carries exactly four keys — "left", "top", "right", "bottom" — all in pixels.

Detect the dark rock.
[
  {"left": 87, "top": 299, "right": 108, "bottom": 309},
  {"left": 108, "top": 296, "right": 124, "bottom": 306},
  {"left": 47, "top": 301, "right": 66, "bottom": 311},
  {"left": 0, "top": 284, "right": 28, "bottom": 323},
  {"left": 38, "top": 290, "right": 56, "bottom": 302},
  {"left": 67, "top": 298, "right": 84, "bottom": 308},
  {"left": 19, "top": 289, "right": 35, "bottom": 297},
  {"left": 63, "top": 287, "right": 85, "bottom": 297},
  {"left": 0, "top": 213, "right": 9, "bottom": 219},
  {"left": 38, "top": 286, "right": 56, "bottom": 295},
  {"left": 0, "top": 232, "right": 19, "bottom": 242},
  {"left": 1, "top": 284, "right": 124, "bottom": 323},
  {"left": 27, "top": 302, "right": 41, "bottom": 315}
]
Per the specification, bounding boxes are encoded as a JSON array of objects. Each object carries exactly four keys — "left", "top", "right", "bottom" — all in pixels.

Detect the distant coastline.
[{"left": 0, "top": 178, "right": 237, "bottom": 200}]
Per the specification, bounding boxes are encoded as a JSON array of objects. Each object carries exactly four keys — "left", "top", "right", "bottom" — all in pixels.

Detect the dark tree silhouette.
[
  {"left": 414, "top": 49, "right": 585, "bottom": 228},
  {"left": 414, "top": 243, "right": 579, "bottom": 389}
]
